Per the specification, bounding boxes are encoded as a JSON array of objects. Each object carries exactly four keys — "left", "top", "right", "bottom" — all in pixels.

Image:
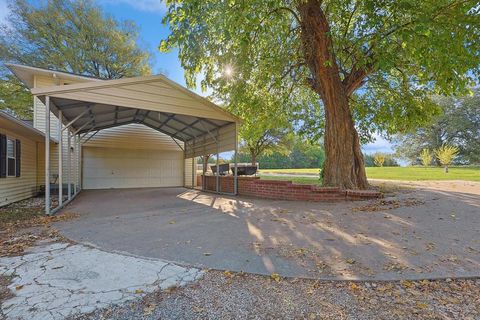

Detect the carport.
[{"left": 30, "top": 75, "right": 241, "bottom": 215}]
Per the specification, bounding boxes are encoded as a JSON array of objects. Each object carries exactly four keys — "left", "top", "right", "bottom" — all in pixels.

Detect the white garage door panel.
[{"left": 83, "top": 147, "right": 184, "bottom": 189}]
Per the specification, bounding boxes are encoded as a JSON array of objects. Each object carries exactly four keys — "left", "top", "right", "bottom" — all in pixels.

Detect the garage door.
[{"left": 83, "top": 147, "right": 184, "bottom": 189}]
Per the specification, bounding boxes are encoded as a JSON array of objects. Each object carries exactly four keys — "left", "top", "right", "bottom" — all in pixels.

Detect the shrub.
[
  {"left": 419, "top": 149, "right": 432, "bottom": 167},
  {"left": 434, "top": 144, "right": 459, "bottom": 173},
  {"left": 373, "top": 153, "right": 386, "bottom": 167}
]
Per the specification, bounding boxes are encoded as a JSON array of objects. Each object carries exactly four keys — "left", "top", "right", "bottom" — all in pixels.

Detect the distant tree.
[
  {"left": 434, "top": 144, "right": 459, "bottom": 173},
  {"left": 394, "top": 90, "right": 480, "bottom": 165},
  {"left": 373, "top": 153, "right": 386, "bottom": 167},
  {"left": 0, "top": 0, "right": 151, "bottom": 119},
  {"left": 419, "top": 149, "right": 433, "bottom": 167},
  {"left": 240, "top": 127, "right": 289, "bottom": 166},
  {"left": 234, "top": 134, "right": 324, "bottom": 169}
]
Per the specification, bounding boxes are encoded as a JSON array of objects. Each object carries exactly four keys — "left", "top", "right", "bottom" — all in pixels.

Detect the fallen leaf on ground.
[
  {"left": 143, "top": 304, "right": 156, "bottom": 315},
  {"left": 270, "top": 273, "right": 281, "bottom": 282}
]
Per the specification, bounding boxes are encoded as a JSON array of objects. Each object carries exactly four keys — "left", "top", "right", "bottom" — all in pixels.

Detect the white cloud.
[
  {"left": 99, "top": 0, "right": 166, "bottom": 13},
  {"left": 361, "top": 134, "right": 394, "bottom": 154}
]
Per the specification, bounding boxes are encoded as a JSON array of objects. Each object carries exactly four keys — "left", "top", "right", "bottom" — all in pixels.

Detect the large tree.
[
  {"left": 161, "top": 0, "right": 479, "bottom": 189},
  {"left": 0, "top": 0, "right": 151, "bottom": 118},
  {"left": 394, "top": 90, "right": 480, "bottom": 165}
]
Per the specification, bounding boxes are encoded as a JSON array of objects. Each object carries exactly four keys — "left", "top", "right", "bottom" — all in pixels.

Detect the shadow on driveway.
[{"left": 56, "top": 184, "right": 480, "bottom": 280}]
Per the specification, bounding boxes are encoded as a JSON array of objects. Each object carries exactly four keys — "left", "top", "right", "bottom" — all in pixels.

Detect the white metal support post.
[
  {"left": 77, "top": 135, "right": 82, "bottom": 191},
  {"left": 67, "top": 129, "right": 71, "bottom": 200},
  {"left": 202, "top": 135, "right": 206, "bottom": 191},
  {"left": 183, "top": 142, "right": 187, "bottom": 188},
  {"left": 58, "top": 110, "right": 63, "bottom": 207},
  {"left": 234, "top": 123, "right": 238, "bottom": 195},
  {"left": 191, "top": 156, "right": 195, "bottom": 188},
  {"left": 45, "top": 96, "right": 51, "bottom": 215},
  {"left": 73, "top": 133, "right": 77, "bottom": 195},
  {"left": 215, "top": 136, "right": 219, "bottom": 193}
]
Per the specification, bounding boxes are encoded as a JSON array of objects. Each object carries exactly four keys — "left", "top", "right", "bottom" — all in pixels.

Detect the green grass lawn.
[{"left": 260, "top": 166, "right": 480, "bottom": 182}]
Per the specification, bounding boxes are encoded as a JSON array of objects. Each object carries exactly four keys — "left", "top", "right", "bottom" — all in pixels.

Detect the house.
[
  {"left": 3, "top": 64, "right": 241, "bottom": 213},
  {"left": 0, "top": 110, "right": 56, "bottom": 206}
]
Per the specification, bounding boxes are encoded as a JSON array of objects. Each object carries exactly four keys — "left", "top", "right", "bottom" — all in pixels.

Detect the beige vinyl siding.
[
  {"left": 32, "top": 75, "right": 238, "bottom": 122},
  {"left": 33, "top": 75, "right": 82, "bottom": 187},
  {"left": 185, "top": 123, "right": 237, "bottom": 158},
  {"left": 184, "top": 158, "right": 197, "bottom": 187},
  {"left": 0, "top": 128, "right": 40, "bottom": 206},
  {"left": 47, "top": 90, "right": 233, "bottom": 121}
]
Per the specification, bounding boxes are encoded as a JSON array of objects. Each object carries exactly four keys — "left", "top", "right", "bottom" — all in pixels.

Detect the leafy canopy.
[
  {"left": 0, "top": 0, "right": 151, "bottom": 118},
  {"left": 161, "top": 0, "right": 480, "bottom": 140}
]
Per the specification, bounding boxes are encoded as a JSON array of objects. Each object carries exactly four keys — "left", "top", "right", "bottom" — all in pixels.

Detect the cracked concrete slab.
[{"left": 0, "top": 242, "right": 202, "bottom": 320}]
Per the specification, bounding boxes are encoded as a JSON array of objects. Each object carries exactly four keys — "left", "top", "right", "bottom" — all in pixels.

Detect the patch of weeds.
[{"left": 0, "top": 197, "right": 44, "bottom": 224}]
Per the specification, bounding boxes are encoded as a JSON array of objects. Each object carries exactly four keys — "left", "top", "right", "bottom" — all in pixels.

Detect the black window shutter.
[
  {"left": 0, "top": 134, "right": 6, "bottom": 178},
  {"left": 0, "top": 134, "right": 7, "bottom": 178},
  {"left": 16, "top": 139, "right": 21, "bottom": 177}
]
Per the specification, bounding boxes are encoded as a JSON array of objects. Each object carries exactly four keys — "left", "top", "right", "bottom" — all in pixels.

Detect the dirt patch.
[
  {"left": 353, "top": 198, "right": 425, "bottom": 212},
  {"left": 0, "top": 197, "right": 78, "bottom": 257},
  {"left": 72, "top": 270, "right": 480, "bottom": 320}
]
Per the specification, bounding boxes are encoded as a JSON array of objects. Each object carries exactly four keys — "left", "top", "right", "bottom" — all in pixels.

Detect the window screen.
[{"left": 7, "top": 138, "right": 15, "bottom": 177}]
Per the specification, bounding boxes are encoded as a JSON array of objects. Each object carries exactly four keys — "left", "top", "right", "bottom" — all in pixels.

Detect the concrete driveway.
[{"left": 56, "top": 184, "right": 480, "bottom": 280}]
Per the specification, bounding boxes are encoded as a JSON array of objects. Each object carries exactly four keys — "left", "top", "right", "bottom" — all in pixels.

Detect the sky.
[{"left": 0, "top": 0, "right": 396, "bottom": 156}]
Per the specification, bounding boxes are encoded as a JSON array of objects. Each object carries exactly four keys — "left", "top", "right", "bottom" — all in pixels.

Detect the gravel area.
[{"left": 74, "top": 271, "right": 480, "bottom": 320}]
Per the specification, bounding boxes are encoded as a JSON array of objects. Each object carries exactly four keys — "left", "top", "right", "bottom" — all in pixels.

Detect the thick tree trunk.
[
  {"left": 298, "top": 0, "right": 368, "bottom": 189},
  {"left": 251, "top": 152, "right": 257, "bottom": 167},
  {"left": 321, "top": 86, "right": 368, "bottom": 189},
  {"left": 203, "top": 155, "right": 210, "bottom": 173}
]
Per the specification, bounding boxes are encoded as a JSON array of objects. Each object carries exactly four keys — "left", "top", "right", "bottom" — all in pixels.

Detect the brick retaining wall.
[{"left": 197, "top": 175, "right": 381, "bottom": 201}]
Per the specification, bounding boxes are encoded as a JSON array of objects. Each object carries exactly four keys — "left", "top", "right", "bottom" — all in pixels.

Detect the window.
[{"left": 7, "top": 138, "right": 15, "bottom": 177}]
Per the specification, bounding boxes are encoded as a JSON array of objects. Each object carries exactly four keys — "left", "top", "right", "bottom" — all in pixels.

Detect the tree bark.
[
  {"left": 251, "top": 152, "right": 257, "bottom": 167},
  {"left": 297, "top": 0, "right": 368, "bottom": 189},
  {"left": 203, "top": 155, "right": 210, "bottom": 173}
]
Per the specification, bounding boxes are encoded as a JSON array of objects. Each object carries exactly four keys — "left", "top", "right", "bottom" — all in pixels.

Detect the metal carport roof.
[{"left": 31, "top": 74, "right": 241, "bottom": 157}]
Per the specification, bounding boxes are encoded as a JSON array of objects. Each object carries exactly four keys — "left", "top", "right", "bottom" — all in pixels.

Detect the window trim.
[{"left": 6, "top": 137, "right": 16, "bottom": 177}]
